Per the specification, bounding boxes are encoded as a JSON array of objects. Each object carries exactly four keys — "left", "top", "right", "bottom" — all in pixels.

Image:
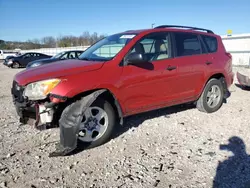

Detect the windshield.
[
  {"left": 52, "top": 51, "right": 65, "bottom": 59},
  {"left": 79, "top": 33, "right": 137, "bottom": 61}
]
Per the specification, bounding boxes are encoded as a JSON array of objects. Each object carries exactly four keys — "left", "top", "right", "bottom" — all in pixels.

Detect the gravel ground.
[{"left": 1, "top": 61, "right": 250, "bottom": 188}]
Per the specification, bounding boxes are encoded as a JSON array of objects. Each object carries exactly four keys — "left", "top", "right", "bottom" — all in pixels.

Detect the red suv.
[{"left": 12, "top": 25, "right": 234, "bottom": 148}]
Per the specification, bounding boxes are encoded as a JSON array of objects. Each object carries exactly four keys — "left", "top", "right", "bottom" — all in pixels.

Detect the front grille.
[{"left": 11, "top": 80, "right": 25, "bottom": 103}]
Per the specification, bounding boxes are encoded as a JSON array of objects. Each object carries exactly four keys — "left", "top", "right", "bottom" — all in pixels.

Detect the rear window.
[
  {"left": 174, "top": 32, "right": 202, "bottom": 57},
  {"left": 201, "top": 35, "right": 218, "bottom": 53}
]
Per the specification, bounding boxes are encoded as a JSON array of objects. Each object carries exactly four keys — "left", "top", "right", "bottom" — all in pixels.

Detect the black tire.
[
  {"left": 196, "top": 78, "right": 224, "bottom": 113},
  {"left": 60, "top": 98, "right": 116, "bottom": 149},
  {"left": 12, "top": 61, "right": 20, "bottom": 68},
  {"left": 84, "top": 98, "right": 116, "bottom": 148}
]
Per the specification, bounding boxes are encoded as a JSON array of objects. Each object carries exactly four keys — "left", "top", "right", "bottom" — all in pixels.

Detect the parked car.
[
  {"left": 0, "top": 50, "right": 19, "bottom": 60},
  {"left": 11, "top": 25, "right": 234, "bottom": 151},
  {"left": 4, "top": 52, "right": 52, "bottom": 68},
  {"left": 26, "top": 50, "right": 84, "bottom": 69}
]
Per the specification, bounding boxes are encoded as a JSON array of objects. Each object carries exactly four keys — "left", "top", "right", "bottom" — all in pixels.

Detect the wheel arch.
[
  {"left": 198, "top": 73, "right": 227, "bottom": 99},
  {"left": 12, "top": 60, "right": 20, "bottom": 68},
  {"left": 64, "top": 88, "right": 124, "bottom": 125}
]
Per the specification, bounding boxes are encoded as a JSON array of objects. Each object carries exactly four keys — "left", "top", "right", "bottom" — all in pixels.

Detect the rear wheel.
[
  {"left": 12, "top": 62, "right": 20, "bottom": 68},
  {"left": 196, "top": 78, "right": 224, "bottom": 113}
]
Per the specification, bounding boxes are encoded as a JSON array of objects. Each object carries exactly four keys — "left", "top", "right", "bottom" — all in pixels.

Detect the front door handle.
[
  {"left": 206, "top": 61, "right": 212, "bottom": 65},
  {"left": 166, "top": 66, "right": 176, "bottom": 71}
]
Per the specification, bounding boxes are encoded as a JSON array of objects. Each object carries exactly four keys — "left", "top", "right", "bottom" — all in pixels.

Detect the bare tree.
[{"left": 0, "top": 31, "right": 107, "bottom": 50}]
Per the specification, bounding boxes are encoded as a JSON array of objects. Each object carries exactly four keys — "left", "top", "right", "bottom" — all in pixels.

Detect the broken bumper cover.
[
  {"left": 14, "top": 101, "right": 36, "bottom": 123},
  {"left": 236, "top": 72, "right": 250, "bottom": 87},
  {"left": 11, "top": 80, "right": 57, "bottom": 127},
  {"left": 11, "top": 80, "right": 35, "bottom": 123}
]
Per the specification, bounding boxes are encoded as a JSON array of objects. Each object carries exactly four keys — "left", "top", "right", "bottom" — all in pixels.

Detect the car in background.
[
  {"left": 0, "top": 50, "right": 19, "bottom": 60},
  {"left": 4, "top": 52, "right": 22, "bottom": 62},
  {"left": 26, "top": 50, "right": 84, "bottom": 69},
  {"left": 4, "top": 52, "right": 52, "bottom": 68}
]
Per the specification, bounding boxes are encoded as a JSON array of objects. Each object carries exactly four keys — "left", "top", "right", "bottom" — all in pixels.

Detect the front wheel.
[
  {"left": 12, "top": 62, "right": 20, "bottom": 68},
  {"left": 77, "top": 98, "right": 116, "bottom": 148},
  {"left": 196, "top": 78, "right": 224, "bottom": 113}
]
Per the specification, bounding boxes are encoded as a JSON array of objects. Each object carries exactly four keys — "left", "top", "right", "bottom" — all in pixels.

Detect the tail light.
[{"left": 225, "top": 52, "right": 232, "bottom": 72}]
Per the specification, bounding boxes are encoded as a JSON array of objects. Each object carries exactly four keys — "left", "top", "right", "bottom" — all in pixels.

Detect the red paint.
[{"left": 14, "top": 28, "right": 234, "bottom": 117}]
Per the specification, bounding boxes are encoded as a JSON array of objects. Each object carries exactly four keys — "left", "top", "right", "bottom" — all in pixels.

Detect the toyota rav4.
[{"left": 11, "top": 25, "right": 234, "bottom": 148}]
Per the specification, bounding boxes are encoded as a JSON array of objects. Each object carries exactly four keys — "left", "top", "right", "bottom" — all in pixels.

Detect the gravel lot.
[{"left": 0, "top": 61, "right": 250, "bottom": 188}]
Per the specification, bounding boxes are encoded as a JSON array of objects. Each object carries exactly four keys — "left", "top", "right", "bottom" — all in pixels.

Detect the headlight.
[{"left": 24, "top": 79, "right": 61, "bottom": 100}]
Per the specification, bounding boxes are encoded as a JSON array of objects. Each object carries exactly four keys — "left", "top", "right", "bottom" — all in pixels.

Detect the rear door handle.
[
  {"left": 166, "top": 66, "right": 176, "bottom": 71},
  {"left": 206, "top": 61, "right": 212, "bottom": 65}
]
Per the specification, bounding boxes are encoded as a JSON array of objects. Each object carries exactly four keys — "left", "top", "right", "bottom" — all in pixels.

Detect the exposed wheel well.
[
  {"left": 53, "top": 89, "right": 123, "bottom": 127},
  {"left": 209, "top": 73, "right": 225, "bottom": 80},
  {"left": 12, "top": 61, "right": 20, "bottom": 68},
  {"left": 196, "top": 73, "right": 228, "bottom": 103},
  {"left": 99, "top": 90, "right": 123, "bottom": 125},
  {"left": 208, "top": 73, "right": 227, "bottom": 91}
]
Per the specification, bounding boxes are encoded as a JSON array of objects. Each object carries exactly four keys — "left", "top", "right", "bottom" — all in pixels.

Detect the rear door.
[
  {"left": 119, "top": 32, "right": 180, "bottom": 114},
  {"left": 22, "top": 53, "right": 33, "bottom": 65},
  {"left": 33, "top": 53, "right": 41, "bottom": 61},
  {"left": 171, "top": 32, "right": 209, "bottom": 100},
  {"left": 29, "top": 53, "right": 38, "bottom": 62},
  {"left": 200, "top": 34, "right": 219, "bottom": 75}
]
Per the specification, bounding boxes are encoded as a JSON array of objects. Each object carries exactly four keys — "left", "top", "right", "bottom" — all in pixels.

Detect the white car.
[{"left": 0, "top": 50, "right": 19, "bottom": 60}]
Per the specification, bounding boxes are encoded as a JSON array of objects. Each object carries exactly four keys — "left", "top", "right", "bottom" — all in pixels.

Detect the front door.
[{"left": 119, "top": 32, "right": 180, "bottom": 115}]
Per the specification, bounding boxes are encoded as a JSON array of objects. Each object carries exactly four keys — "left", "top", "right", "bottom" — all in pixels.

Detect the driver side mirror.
[{"left": 126, "top": 52, "right": 145, "bottom": 65}]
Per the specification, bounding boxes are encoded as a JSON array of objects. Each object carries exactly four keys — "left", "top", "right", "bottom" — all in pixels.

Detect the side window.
[
  {"left": 201, "top": 35, "right": 218, "bottom": 53},
  {"left": 68, "top": 52, "right": 76, "bottom": 59},
  {"left": 24, "top": 53, "right": 31, "bottom": 58},
  {"left": 76, "top": 52, "right": 83, "bottom": 57},
  {"left": 127, "top": 32, "right": 170, "bottom": 62},
  {"left": 175, "top": 33, "right": 202, "bottom": 57},
  {"left": 140, "top": 39, "right": 155, "bottom": 53},
  {"left": 60, "top": 53, "right": 68, "bottom": 59}
]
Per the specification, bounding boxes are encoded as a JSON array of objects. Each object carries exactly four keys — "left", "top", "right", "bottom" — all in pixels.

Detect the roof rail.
[{"left": 154, "top": 25, "right": 214, "bottom": 34}]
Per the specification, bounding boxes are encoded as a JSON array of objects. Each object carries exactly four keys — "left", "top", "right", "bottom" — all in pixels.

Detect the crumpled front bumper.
[
  {"left": 11, "top": 80, "right": 36, "bottom": 123},
  {"left": 4, "top": 59, "right": 13, "bottom": 67},
  {"left": 11, "top": 80, "right": 56, "bottom": 129},
  {"left": 236, "top": 71, "right": 250, "bottom": 87}
]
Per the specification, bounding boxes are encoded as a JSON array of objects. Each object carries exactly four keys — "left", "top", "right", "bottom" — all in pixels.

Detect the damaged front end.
[
  {"left": 236, "top": 71, "right": 250, "bottom": 87},
  {"left": 11, "top": 80, "right": 64, "bottom": 130}
]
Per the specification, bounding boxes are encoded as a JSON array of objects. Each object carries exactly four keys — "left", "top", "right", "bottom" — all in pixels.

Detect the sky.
[{"left": 1, "top": 0, "right": 250, "bottom": 42}]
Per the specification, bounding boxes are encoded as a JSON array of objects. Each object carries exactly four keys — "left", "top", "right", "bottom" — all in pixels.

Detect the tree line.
[{"left": 0, "top": 31, "right": 106, "bottom": 50}]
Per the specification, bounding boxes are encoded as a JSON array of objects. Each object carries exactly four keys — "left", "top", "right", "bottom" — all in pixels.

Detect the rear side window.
[
  {"left": 174, "top": 32, "right": 202, "bottom": 57},
  {"left": 201, "top": 35, "right": 218, "bottom": 53}
]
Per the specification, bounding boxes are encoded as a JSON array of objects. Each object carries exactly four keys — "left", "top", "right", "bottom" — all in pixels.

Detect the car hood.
[
  {"left": 15, "top": 59, "right": 105, "bottom": 86},
  {"left": 6, "top": 55, "right": 15, "bottom": 59},
  {"left": 33, "top": 58, "right": 53, "bottom": 63},
  {"left": 26, "top": 58, "right": 55, "bottom": 67}
]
